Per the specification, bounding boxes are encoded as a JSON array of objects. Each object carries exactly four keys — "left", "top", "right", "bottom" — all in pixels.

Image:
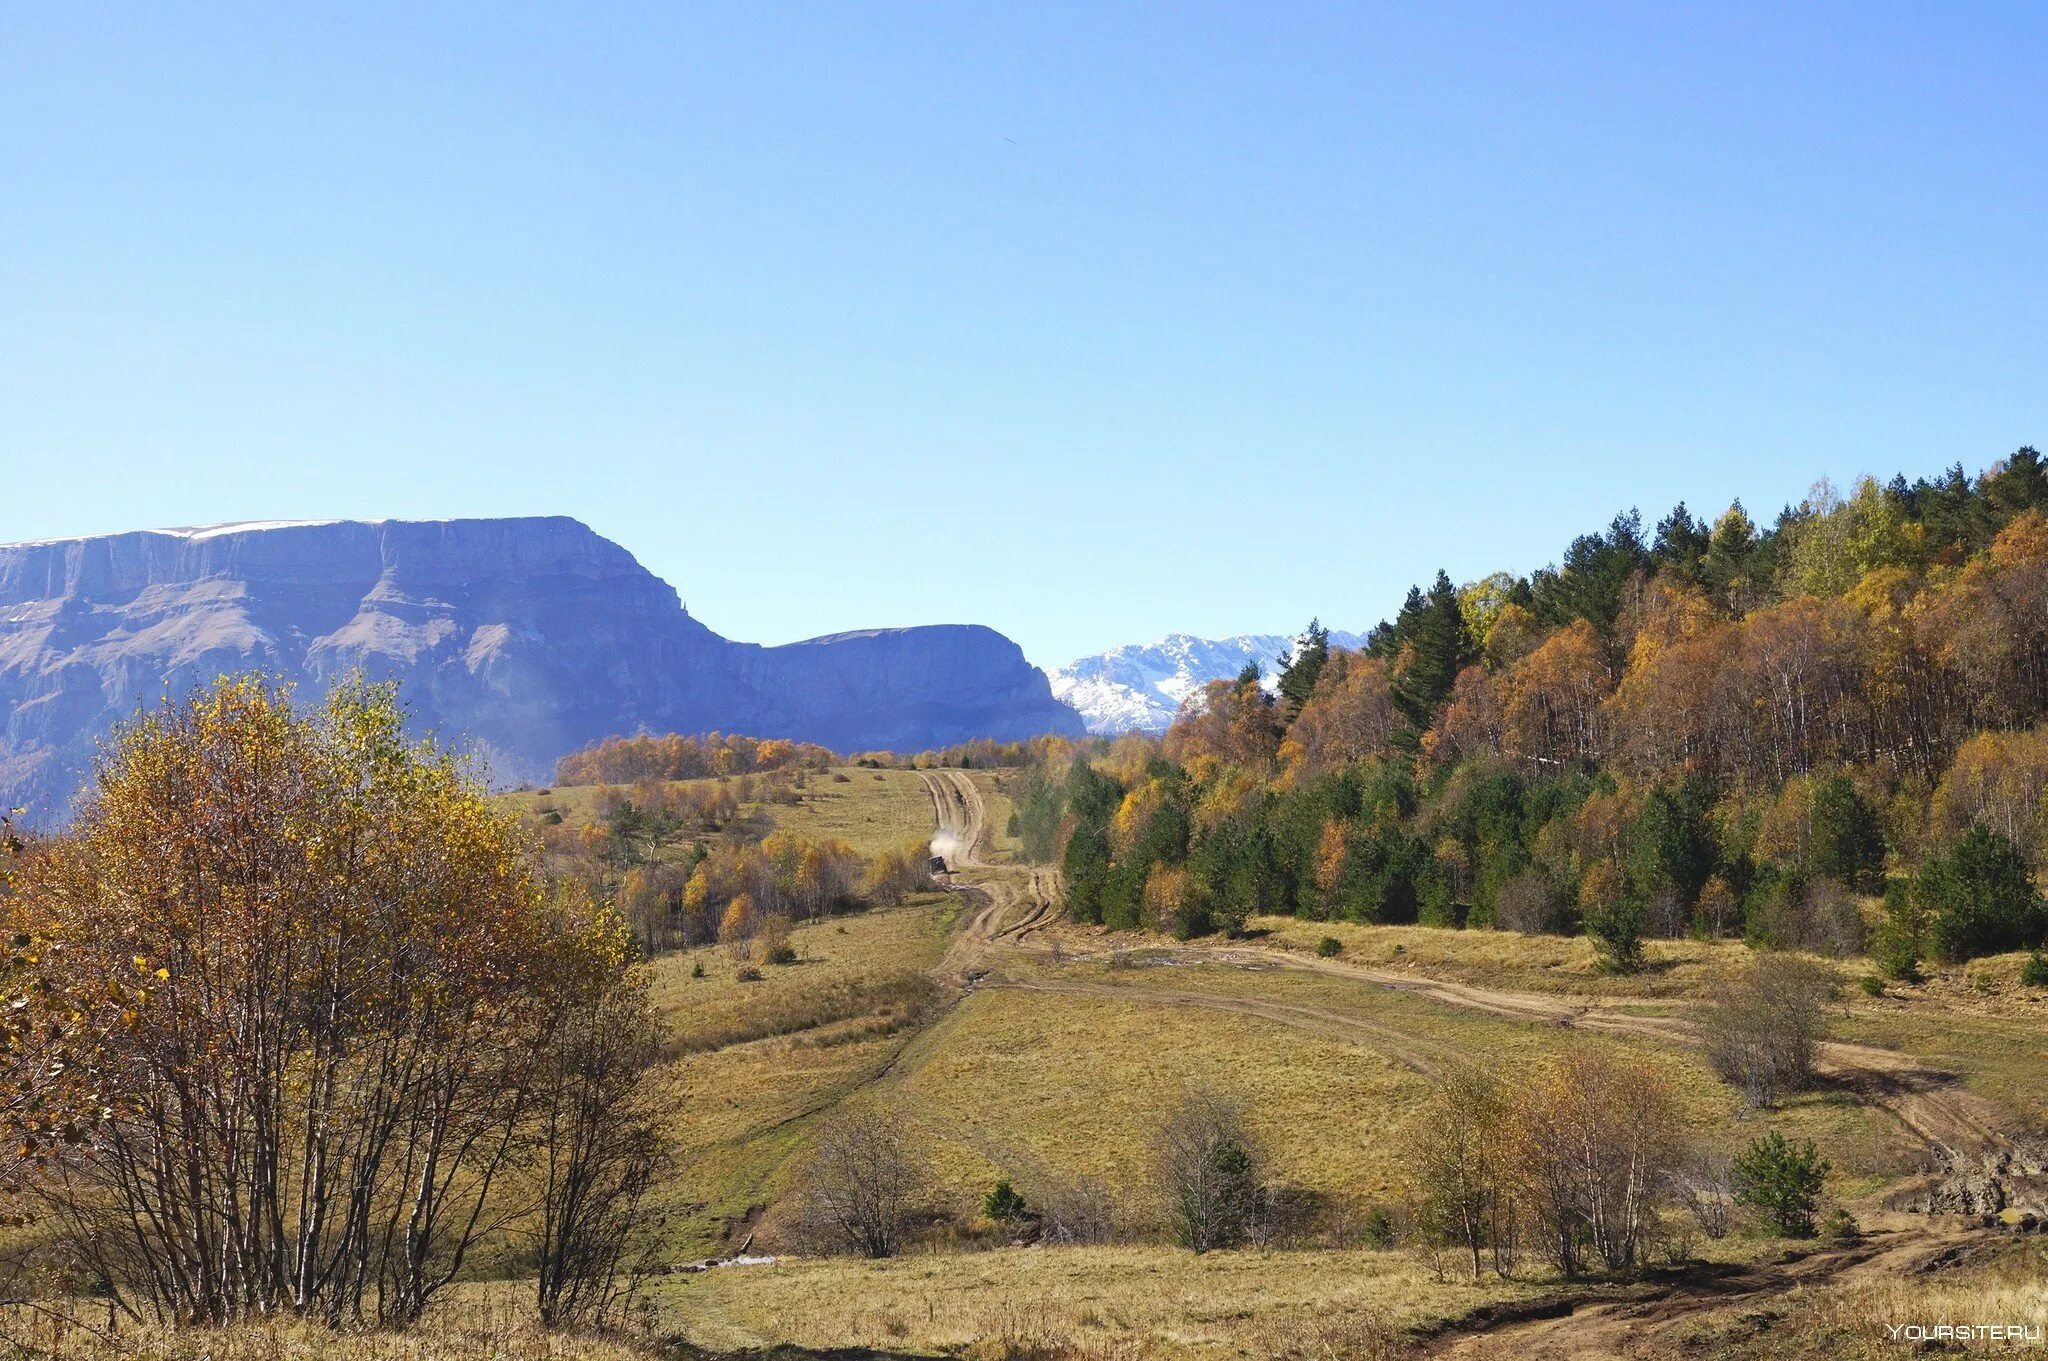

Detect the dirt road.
[
  {"left": 918, "top": 769, "right": 1059, "bottom": 974},
  {"left": 1431, "top": 1218, "right": 1986, "bottom": 1359}
]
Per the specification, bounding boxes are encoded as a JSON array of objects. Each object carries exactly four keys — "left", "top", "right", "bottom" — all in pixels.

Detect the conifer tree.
[{"left": 1276, "top": 619, "right": 1330, "bottom": 716}]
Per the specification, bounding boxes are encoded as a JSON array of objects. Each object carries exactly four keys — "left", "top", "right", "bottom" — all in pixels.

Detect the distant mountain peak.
[{"left": 1044, "top": 628, "right": 1365, "bottom": 734}]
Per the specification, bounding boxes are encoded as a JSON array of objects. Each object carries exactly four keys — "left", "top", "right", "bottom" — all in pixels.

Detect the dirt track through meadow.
[{"left": 908, "top": 769, "right": 2027, "bottom": 1357}]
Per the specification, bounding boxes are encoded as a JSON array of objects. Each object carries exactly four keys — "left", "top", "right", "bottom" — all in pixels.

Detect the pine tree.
[
  {"left": 1915, "top": 824, "right": 2045, "bottom": 962},
  {"left": 1276, "top": 619, "right": 1331, "bottom": 715},
  {"left": 1390, "top": 572, "right": 1474, "bottom": 729},
  {"left": 1808, "top": 774, "right": 1885, "bottom": 892}
]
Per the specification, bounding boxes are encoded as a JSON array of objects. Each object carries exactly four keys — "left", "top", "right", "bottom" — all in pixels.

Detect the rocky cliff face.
[{"left": 0, "top": 518, "right": 1082, "bottom": 823}]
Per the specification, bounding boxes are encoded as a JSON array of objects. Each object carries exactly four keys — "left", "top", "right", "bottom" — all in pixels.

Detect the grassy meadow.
[{"left": 493, "top": 757, "right": 2042, "bottom": 1358}]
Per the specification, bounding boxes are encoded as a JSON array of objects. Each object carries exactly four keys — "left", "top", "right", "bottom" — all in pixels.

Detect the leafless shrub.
[
  {"left": 1031, "top": 1173, "right": 1123, "bottom": 1246},
  {"left": 793, "top": 1107, "right": 929, "bottom": 1258},
  {"left": 1667, "top": 1151, "right": 1737, "bottom": 1240},
  {"left": 1492, "top": 870, "right": 1567, "bottom": 934},
  {"left": 1799, "top": 879, "right": 1867, "bottom": 958},
  {"left": 1699, "top": 952, "right": 1832, "bottom": 1108},
  {"left": 1154, "top": 1087, "right": 1265, "bottom": 1252}
]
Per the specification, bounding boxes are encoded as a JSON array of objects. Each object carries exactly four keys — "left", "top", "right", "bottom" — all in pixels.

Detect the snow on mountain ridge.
[{"left": 1045, "top": 629, "right": 1365, "bottom": 735}]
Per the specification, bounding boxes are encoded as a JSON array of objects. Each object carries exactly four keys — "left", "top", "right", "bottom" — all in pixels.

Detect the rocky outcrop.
[{"left": 0, "top": 518, "right": 1082, "bottom": 823}]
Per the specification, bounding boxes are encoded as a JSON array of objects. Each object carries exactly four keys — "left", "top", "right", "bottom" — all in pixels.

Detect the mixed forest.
[{"left": 1023, "top": 452, "right": 2048, "bottom": 977}]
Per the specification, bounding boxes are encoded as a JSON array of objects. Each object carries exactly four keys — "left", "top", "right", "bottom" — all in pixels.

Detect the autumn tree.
[
  {"left": 531, "top": 968, "right": 672, "bottom": 1327},
  {"left": 1503, "top": 1049, "right": 1685, "bottom": 1278},
  {"left": 1281, "top": 651, "right": 1401, "bottom": 774},
  {"left": 1410, "top": 1066, "right": 1515, "bottom": 1279},
  {"left": 9, "top": 677, "right": 631, "bottom": 1326},
  {"left": 1930, "top": 727, "right": 2048, "bottom": 869}
]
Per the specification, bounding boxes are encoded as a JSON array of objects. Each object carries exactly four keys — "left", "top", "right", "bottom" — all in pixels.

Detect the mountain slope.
[
  {"left": 0, "top": 518, "right": 1082, "bottom": 823},
  {"left": 1045, "top": 630, "right": 1365, "bottom": 734}
]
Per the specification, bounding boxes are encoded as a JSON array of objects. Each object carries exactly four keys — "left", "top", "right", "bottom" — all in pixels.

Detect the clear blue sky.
[{"left": 3, "top": 4, "right": 2042, "bottom": 665}]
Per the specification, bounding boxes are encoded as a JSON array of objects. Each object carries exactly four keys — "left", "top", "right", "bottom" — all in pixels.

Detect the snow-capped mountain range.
[{"left": 1044, "top": 629, "right": 1366, "bottom": 735}]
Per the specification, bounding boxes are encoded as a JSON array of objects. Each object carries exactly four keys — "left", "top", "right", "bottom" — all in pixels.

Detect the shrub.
[
  {"left": 690, "top": 956, "right": 705, "bottom": 979},
  {"left": 1361, "top": 1204, "right": 1397, "bottom": 1249},
  {"left": 1732, "top": 1131, "right": 1829, "bottom": 1238},
  {"left": 1033, "top": 1172, "right": 1121, "bottom": 1245},
  {"left": 1669, "top": 1153, "right": 1736, "bottom": 1240},
  {"left": 1503, "top": 1048, "right": 1686, "bottom": 1278},
  {"left": 983, "top": 1179, "right": 1028, "bottom": 1223},
  {"left": 1700, "top": 953, "right": 1831, "bottom": 1109},
  {"left": 735, "top": 964, "right": 762, "bottom": 982},
  {"left": 2023, "top": 951, "right": 2048, "bottom": 988},
  {"left": 1156, "top": 1088, "right": 1265, "bottom": 1253},
  {"left": 794, "top": 1108, "right": 930, "bottom": 1258},
  {"left": 1585, "top": 898, "right": 1646, "bottom": 974},
  {"left": 1315, "top": 936, "right": 1343, "bottom": 958},
  {"left": 1495, "top": 869, "right": 1567, "bottom": 934},
  {"left": 1858, "top": 974, "right": 1884, "bottom": 997},
  {"left": 767, "top": 943, "right": 799, "bottom": 965}
]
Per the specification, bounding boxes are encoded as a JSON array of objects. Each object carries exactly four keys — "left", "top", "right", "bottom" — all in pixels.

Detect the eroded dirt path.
[
  {"left": 1431, "top": 1218, "right": 1986, "bottom": 1359},
  {"left": 918, "top": 769, "right": 1059, "bottom": 979}
]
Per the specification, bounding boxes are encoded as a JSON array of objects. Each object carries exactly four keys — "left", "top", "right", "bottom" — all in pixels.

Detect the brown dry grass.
[
  {"left": 665, "top": 1243, "right": 1520, "bottom": 1358},
  {"left": 504, "top": 766, "right": 941, "bottom": 857},
  {"left": 0, "top": 1296, "right": 664, "bottom": 1360}
]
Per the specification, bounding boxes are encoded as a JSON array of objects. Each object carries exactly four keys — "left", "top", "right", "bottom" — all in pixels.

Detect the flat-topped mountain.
[{"left": 0, "top": 517, "right": 1082, "bottom": 823}]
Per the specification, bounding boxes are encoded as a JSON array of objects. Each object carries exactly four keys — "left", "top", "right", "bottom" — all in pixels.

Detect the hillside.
[
  {"left": 0, "top": 517, "right": 1082, "bottom": 823},
  {"left": 627, "top": 763, "right": 2046, "bottom": 1358}
]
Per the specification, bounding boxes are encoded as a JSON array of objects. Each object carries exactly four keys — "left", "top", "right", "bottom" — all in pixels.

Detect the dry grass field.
[
  {"left": 495, "top": 761, "right": 2041, "bottom": 1359},
  {"left": 665, "top": 1244, "right": 1530, "bottom": 1358},
  {"left": 646, "top": 898, "right": 956, "bottom": 1257},
  {"left": 505, "top": 766, "right": 944, "bottom": 857}
]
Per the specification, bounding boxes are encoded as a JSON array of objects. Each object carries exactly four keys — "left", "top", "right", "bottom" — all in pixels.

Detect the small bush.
[
  {"left": 1732, "top": 1131, "right": 1830, "bottom": 1238},
  {"left": 1701, "top": 954, "right": 1831, "bottom": 1109},
  {"left": 690, "top": 957, "right": 705, "bottom": 979},
  {"left": 1585, "top": 898, "right": 1646, "bottom": 974},
  {"left": 983, "top": 1179, "right": 1028, "bottom": 1223},
  {"left": 1315, "top": 936, "right": 1343, "bottom": 958},
  {"left": 735, "top": 964, "right": 763, "bottom": 983},
  {"left": 1819, "top": 1207, "right": 1859, "bottom": 1240},
  {"left": 767, "top": 943, "right": 798, "bottom": 965},
  {"left": 1361, "top": 1205, "right": 1396, "bottom": 1249},
  {"left": 1857, "top": 974, "right": 1884, "bottom": 997},
  {"left": 2022, "top": 951, "right": 2048, "bottom": 988}
]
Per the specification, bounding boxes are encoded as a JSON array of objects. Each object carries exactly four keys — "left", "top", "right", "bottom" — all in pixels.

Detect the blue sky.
[{"left": 3, "top": 4, "right": 2042, "bottom": 665}]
